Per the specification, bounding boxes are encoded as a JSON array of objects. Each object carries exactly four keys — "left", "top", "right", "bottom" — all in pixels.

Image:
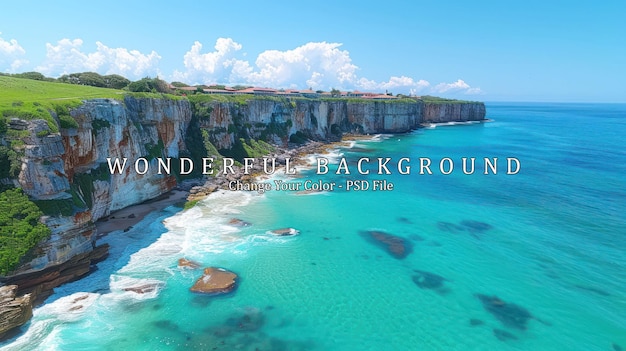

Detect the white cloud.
[
  {"left": 174, "top": 38, "right": 482, "bottom": 96},
  {"left": 35, "top": 38, "right": 160, "bottom": 79},
  {"left": 433, "top": 79, "right": 470, "bottom": 93},
  {"left": 176, "top": 39, "right": 359, "bottom": 89},
  {"left": 0, "top": 33, "right": 28, "bottom": 72},
  {"left": 173, "top": 38, "right": 244, "bottom": 83},
  {"left": 464, "top": 87, "right": 484, "bottom": 95},
  {"left": 357, "top": 76, "right": 430, "bottom": 94},
  {"left": 432, "top": 79, "right": 483, "bottom": 95}
]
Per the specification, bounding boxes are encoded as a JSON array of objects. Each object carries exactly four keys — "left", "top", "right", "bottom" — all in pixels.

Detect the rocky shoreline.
[{"left": 0, "top": 136, "right": 359, "bottom": 341}]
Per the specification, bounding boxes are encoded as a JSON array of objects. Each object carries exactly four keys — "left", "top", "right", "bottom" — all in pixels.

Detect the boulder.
[
  {"left": 0, "top": 285, "right": 33, "bottom": 341},
  {"left": 190, "top": 268, "right": 237, "bottom": 294},
  {"left": 178, "top": 258, "right": 201, "bottom": 269},
  {"left": 270, "top": 228, "right": 299, "bottom": 236},
  {"left": 124, "top": 284, "right": 159, "bottom": 294},
  {"left": 228, "top": 218, "right": 252, "bottom": 227}
]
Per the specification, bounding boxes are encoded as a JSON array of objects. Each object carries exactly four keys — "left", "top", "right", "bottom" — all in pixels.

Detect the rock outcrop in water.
[
  {"left": 190, "top": 267, "right": 238, "bottom": 294},
  {"left": 0, "top": 285, "right": 32, "bottom": 340}
]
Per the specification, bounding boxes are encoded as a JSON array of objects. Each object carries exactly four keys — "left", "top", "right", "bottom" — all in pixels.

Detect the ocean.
[{"left": 2, "top": 102, "right": 625, "bottom": 351}]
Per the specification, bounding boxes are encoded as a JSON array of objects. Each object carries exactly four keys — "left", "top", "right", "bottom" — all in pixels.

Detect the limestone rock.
[
  {"left": 190, "top": 268, "right": 237, "bottom": 294},
  {"left": 0, "top": 285, "right": 33, "bottom": 340},
  {"left": 270, "top": 228, "right": 299, "bottom": 236},
  {"left": 178, "top": 258, "right": 201, "bottom": 269},
  {"left": 228, "top": 218, "right": 251, "bottom": 227}
]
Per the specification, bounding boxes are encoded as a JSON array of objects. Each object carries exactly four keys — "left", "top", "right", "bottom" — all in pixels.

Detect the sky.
[{"left": 1, "top": 1, "right": 625, "bottom": 102}]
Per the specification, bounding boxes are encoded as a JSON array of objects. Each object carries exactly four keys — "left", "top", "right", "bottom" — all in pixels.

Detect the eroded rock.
[
  {"left": 228, "top": 218, "right": 251, "bottom": 227},
  {"left": 360, "top": 230, "right": 412, "bottom": 259},
  {"left": 0, "top": 285, "right": 33, "bottom": 341},
  {"left": 270, "top": 228, "right": 299, "bottom": 236},
  {"left": 476, "top": 294, "right": 535, "bottom": 330},
  {"left": 190, "top": 267, "right": 238, "bottom": 295},
  {"left": 412, "top": 270, "right": 448, "bottom": 290},
  {"left": 178, "top": 258, "right": 201, "bottom": 269},
  {"left": 493, "top": 328, "right": 518, "bottom": 341}
]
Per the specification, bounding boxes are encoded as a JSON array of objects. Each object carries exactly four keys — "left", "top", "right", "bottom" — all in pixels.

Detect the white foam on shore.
[
  {"left": 424, "top": 120, "right": 484, "bottom": 129},
  {"left": 366, "top": 134, "right": 391, "bottom": 142},
  {"left": 0, "top": 190, "right": 260, "bottom": 351},
  {"left": 1, "top": 293, "right": 99, "bottom": 351}
]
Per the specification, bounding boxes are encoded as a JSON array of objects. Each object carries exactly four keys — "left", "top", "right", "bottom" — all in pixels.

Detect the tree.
[
  {"left": 14, "top": 72, "right": 47, "bottom": 81},
  {"left": 103, "top": 74, "right": 130, "bottom": 89},
  {"left": 171, "top": 81, "right": 190, "bottom": 88},
  {"left": 128, "top": 78, "right": 152, "bottom": 92},
  {"left": 127, "top": 77, "right": 173, "bottom": 94},
  {"left": 330, "top": 88, "right": 341, "bottom": 97}
]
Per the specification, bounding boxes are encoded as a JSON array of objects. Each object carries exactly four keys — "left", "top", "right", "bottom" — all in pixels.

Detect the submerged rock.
[
  {"left": 360, "top": 230, "right": 412, "bottom": 259},
  {"left": 270, "top": 228, "right": 300, "bottom": 236},
  {"left": 476, "top": 294, "right": 535, "bottom": 330},
  {"left": 225, "top": 307, "right": 265, "bottom": 332},
  {"left": 153, "top": 319, "right": 180, "bottom": 331},
  {"left": 469, "top": 318, "right": 484, "bottom": 327},
  {"left": 228, "top": 218, "right": 251, "bottom": 227},
  {"left": 190, "top": 267, "right": 238, "bottom": 295},
  {"left": 493, "top": 328, "right": 518, "bottom": 341},
  {"left": 178, "top": 258, "right": 201, "bottom": 269},
  {"left": 573, "top": 284, "right": 611, "bottom": 297},
  {"left": 437, "top": 221, "right": 465, "bottom": 233},
  {"left": 613, "top": 343, "right": 623, "bottom": 351},
  {"left": 459, "top": 220, "right": 492, "bottom": 233},
  {"left": 124, "top": 284, "right": 159, "bottom": 294},
  {"left": 412, "top": 270, "right": 448, "bottom": 290}
]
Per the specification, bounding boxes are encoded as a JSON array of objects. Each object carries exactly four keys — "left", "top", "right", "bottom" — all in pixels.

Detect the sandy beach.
[{"left": 95, "top": 190, "right": 188, "bottom": 238}]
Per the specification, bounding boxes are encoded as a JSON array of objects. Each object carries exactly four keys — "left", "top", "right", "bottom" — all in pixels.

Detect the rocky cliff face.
[
  {"left": 421, "top": 102, "right": 486, "bottom": 123},
  {"left": 6, "top": 97, "right": 191, "bottom": 277},
  {"left": 196, "top": 99, "right": 485, "bottom": 150}
]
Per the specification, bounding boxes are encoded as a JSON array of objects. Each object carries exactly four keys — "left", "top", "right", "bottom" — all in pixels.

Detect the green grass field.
[
  {"left": 0, "top": 75, "right": 125, "bottom": 132},
  {"left": 0, "top": 75, "right": 124, "bottom": 104}
]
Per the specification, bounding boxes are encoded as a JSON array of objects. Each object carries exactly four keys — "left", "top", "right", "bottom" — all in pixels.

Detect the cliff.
[
  {"left": 0, "top": 94, "right": 484, "bottom": 338},
  {"left": 191, "top": 97, "right": 485, "bottom": 150}
]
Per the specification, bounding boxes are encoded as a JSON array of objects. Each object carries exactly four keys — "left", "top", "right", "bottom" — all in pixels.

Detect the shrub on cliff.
[
  {"left": 0, "top": 188, "right": 51, "bottom": 275},
  {"left": 0, "top": 146, "right": 20, "bottom": 180}
]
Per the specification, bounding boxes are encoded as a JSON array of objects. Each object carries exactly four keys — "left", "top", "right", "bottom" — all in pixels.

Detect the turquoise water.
[{"left": 2, "top": 103, "right": 625, "bottom": 350}]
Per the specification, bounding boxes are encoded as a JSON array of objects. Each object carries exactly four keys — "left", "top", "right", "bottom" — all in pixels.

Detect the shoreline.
[{"left": 94, "top": 189, "right": 189, "bottom": 239}]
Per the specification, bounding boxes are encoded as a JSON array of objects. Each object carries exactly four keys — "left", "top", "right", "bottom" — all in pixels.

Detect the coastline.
[{"left": 95, "top": 190, "right": 188, "bottom": 239}]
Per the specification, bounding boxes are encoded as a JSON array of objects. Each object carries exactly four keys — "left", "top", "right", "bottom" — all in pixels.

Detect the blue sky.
[{"left": 1, "top": 1, "right": 624, "bottom": 102}]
